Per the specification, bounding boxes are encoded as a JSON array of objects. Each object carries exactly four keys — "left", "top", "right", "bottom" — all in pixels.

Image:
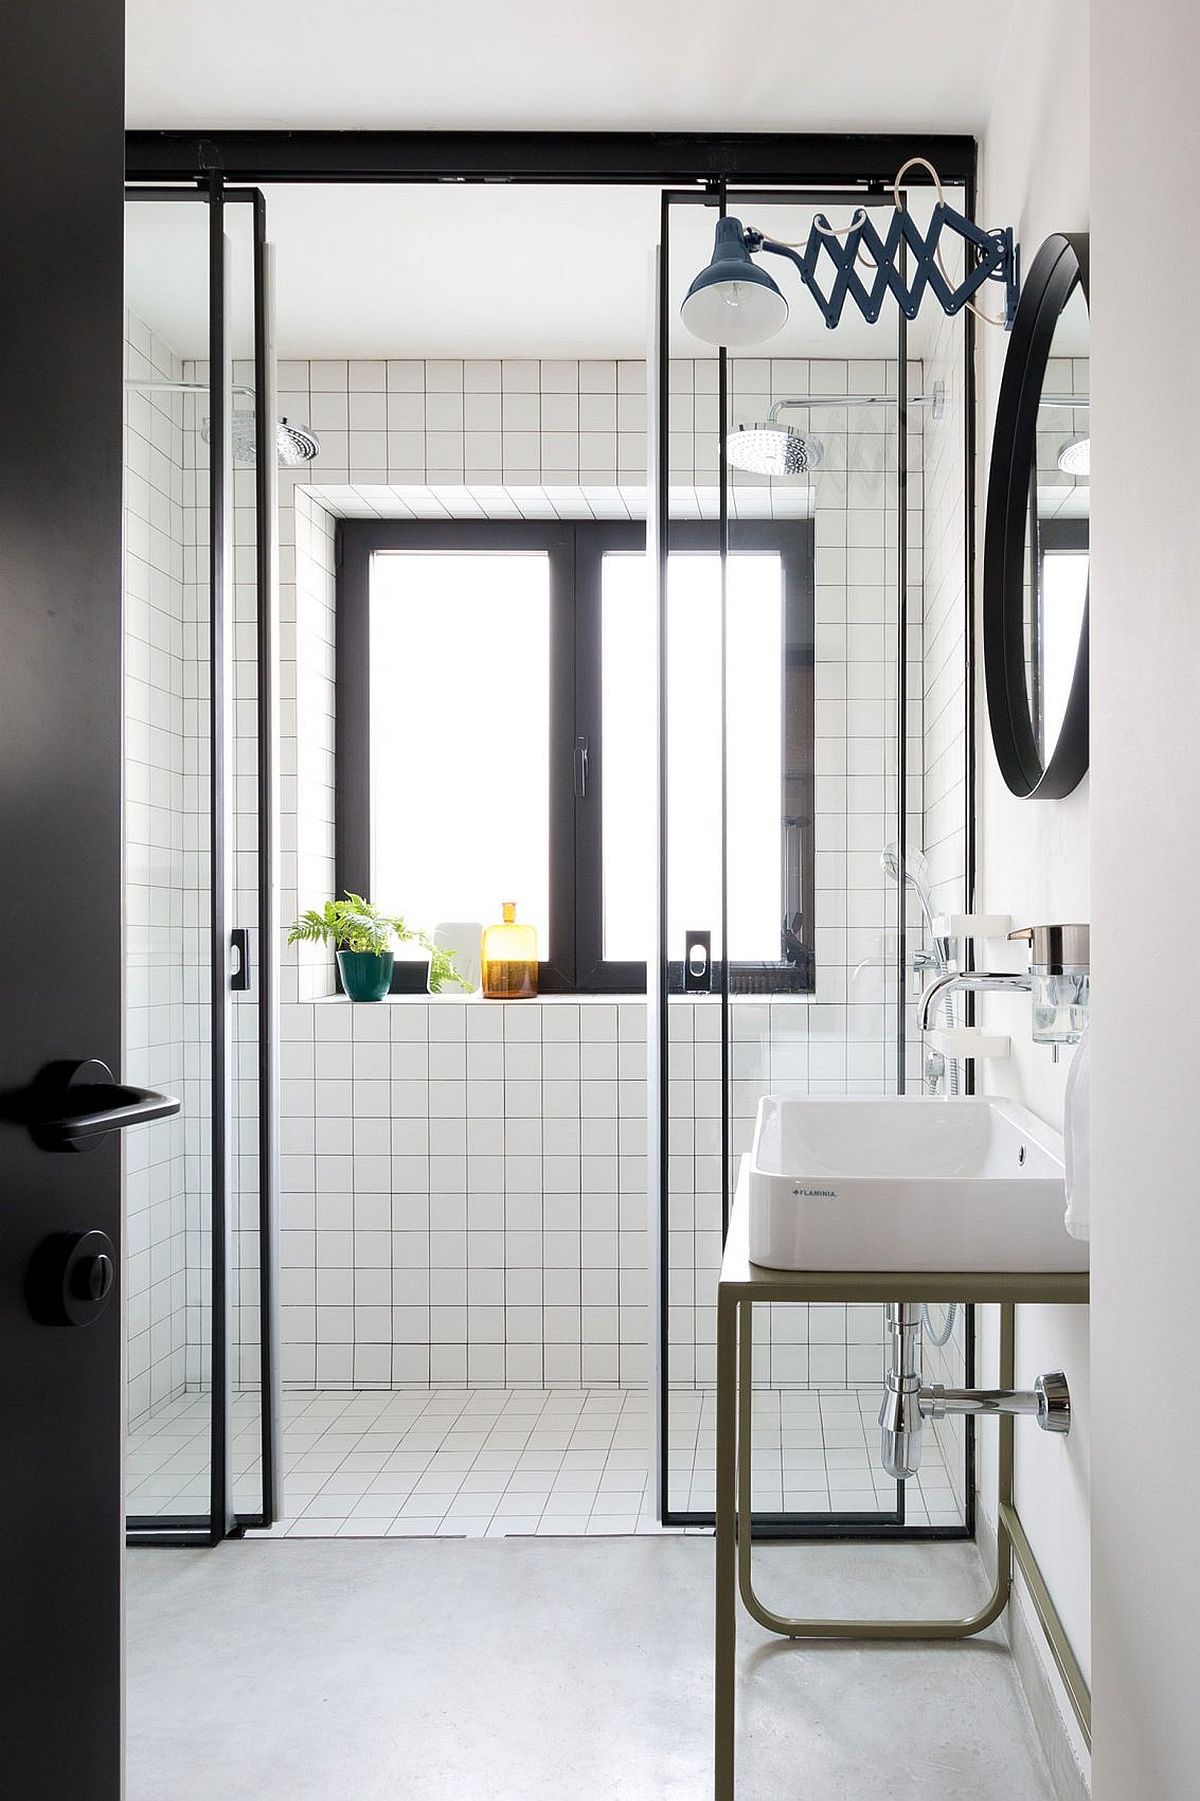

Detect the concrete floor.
[{"left": 127, "top": 1537, "right": 1056, "bottom": 1801}]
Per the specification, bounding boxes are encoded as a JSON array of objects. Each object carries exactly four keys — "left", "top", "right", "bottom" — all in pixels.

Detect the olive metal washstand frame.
[{"left": 713, "top": 1173, "right": 1090, "bottom": 1800}]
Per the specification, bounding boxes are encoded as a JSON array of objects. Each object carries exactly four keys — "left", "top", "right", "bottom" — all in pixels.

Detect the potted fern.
[{"left": 289, "top": 894, "right": 468, "bottom": 1001}]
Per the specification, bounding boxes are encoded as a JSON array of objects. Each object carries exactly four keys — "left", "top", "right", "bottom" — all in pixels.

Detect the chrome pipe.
[
  {"left": 923, "top": 1386, "right": 1040, "bottom": 1417},
  {"left": 921, "top": 1373, "right": 1071, "bottom": 1435},
  {"left": 879, "top": 1302, "right": 924, "bottom": 1478}
]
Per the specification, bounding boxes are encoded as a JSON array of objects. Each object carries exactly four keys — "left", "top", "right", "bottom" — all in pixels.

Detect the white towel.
[{"left": 1063, "top": 1025, "right": 1090, "bottom": 1241}]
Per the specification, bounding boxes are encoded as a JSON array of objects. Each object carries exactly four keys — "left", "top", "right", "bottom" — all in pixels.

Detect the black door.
[{"left": 1, "top": 0, "right": 130, "bottom": 1792}]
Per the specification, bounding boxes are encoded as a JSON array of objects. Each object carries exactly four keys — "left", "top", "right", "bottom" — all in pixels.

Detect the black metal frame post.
[
  {"left": 895, "top": 231, "right": 910, "bottom": 1095},
  {"left": 251, "top": 194, "right": 282, "bottom": 1530},
  {"left": 122, "top": 183, "right": 229, "bottom": 1546},
  {"left": 716, "top": 184, "right": 732, "bottom": 1243},
  {"left": 955, "top": 161, "right": 980, "bottom": 1523},
  {"left": 654, "top": 195, "right": 672, "bottom": 1526},
  {"left": 207, "top": 172, "right": 235, "bottom": 1544}
]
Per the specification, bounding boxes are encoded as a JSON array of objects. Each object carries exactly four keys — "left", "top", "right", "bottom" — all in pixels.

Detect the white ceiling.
[
  {"left": 125, "top": 0, "right": 1014, "bottom": 135},
  {"left": 126, "top": 182, "right": 963, "bottom": 361},
  {"left": 124, "top": 1, "right": 1013, "bottom": 361}
]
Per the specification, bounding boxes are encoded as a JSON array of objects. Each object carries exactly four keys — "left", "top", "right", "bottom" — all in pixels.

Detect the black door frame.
[
  {"left": 655, "top": 185, "right": 909, "bottom": 1536},
  {"left": 125, "top": 131, "right": 975, "bottom": 188},
  {"left": 123, "top": 181, "right": 281, "bottom": 1546},
  {"left": 124, "top": 129, "right": 978, "bottom": 1544}
]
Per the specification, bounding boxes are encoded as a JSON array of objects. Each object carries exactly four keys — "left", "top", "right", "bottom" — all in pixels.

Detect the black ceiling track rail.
[{"left": 125, "top": 130, "right": 976, "bottom": 187}]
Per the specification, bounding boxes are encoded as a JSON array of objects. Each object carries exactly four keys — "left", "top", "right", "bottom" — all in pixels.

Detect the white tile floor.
[
  {"left": 671, "top": 1387, "right": 962, "bottom": 1525},
  {"left": 127, "top": 1387, "right": 962, "bottom": 1537}
]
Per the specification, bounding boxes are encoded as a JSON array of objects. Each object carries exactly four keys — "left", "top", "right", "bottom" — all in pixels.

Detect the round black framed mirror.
[{"left": 984, "top": 232, "right": 1089, "bottom": 798}]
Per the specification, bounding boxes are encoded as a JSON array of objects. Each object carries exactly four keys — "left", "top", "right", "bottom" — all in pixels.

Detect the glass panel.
[
  {"left": 658, "top": 204, "right": 723, "bottom": 1517},
  {"left": 123, "top": 193, "right": 214, "bottom": 1524},
  {"left": 725, "top": 251, "right": 902, "bottom": 1522},
  {"left": 915, "top": 191, "right": 973, "bottom": 1518},
  {"left": 369, "top": 550, "right": 551, "bottom": 951},
  {"left": 225, "top": 200, "right": 266, "bottom": 1520},
  {"left": 600, "top": 552, "right": 654, "bottom": 962},
  {"left": 656, "top": 188, "right": 972, "bottom": 1533},
  {"left": 602, "top": 550, "right": 786, "bottom": 967}
]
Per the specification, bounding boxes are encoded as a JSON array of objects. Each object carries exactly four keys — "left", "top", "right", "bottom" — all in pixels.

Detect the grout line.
[{"left": 130, "top": 1383, "right": 960, "bottom": 1538}]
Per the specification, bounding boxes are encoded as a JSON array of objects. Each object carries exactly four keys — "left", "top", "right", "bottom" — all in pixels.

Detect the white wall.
[
  {"left": 975, "top": 0, "right": 1091, "bottom": 1767},
  {"left": 1090, "top": 4, "right": 1200, "bottom": 1795}
]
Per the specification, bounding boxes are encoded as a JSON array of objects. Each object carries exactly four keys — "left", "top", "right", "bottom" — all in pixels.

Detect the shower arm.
[
  {"left": 765, "top": 387, "right": 944, "bottom": 424},
  {"left": 124, "top": 378, "right": 256, "bottom": 397}
]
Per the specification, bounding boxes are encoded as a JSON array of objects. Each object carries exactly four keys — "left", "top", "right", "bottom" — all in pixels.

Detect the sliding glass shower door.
[
  {"left": 651, "top": 186, "right": 972, "bottom": 1535},
  {"left": 123, "top": 183, "right": 280, "bottom": 1541}
]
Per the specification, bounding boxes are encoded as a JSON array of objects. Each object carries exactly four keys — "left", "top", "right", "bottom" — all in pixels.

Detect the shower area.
[{"left": 120, "top": 163, "right": 974, "bottom": 1543}]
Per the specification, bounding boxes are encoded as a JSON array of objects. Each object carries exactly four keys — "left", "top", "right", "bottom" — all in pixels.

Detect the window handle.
[
  {"left": 685, "top": 930, "right": 712, "bottom": 993},
  {"left": 573, "top": 735, "right": 590, "bottom": 800}
]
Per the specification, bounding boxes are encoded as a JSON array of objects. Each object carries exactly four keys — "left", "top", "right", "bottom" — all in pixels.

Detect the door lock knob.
[
  {"left": 26, "top": 1230, "right": 118, "bottom": 1328},
  {"left": 71, "top": 1249, "right": 115, "bottom": 1304}
]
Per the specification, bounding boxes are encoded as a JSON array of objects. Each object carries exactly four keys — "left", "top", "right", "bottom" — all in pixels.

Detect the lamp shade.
[{"left": 680, "top": 218, "right": 789, "bottom": 347}]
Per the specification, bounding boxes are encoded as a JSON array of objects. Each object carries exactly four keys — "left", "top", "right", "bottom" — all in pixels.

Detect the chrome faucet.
[{"left": 918, "top": 969, "right": 1032, "bottom": 1035}]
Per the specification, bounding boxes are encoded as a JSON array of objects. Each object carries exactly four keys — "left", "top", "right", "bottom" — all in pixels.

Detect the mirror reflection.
[{"left": 1022, "top": 283, "right": 1089, "bottom": 764}]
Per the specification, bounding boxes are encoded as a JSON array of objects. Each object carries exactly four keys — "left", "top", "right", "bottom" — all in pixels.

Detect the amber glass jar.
[{"left": 481, "top": 902, "right": 538, "bottom": 1000}]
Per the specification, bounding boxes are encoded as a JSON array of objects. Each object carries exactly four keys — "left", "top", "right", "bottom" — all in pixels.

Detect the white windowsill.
[{"left": 309, "top": 991, "right": 647, "bottom": 1004}]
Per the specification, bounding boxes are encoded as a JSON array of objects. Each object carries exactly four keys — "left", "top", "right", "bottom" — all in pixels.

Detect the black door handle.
[
  {"left": 230, "top": 927, "right": 250, "bottom": 992},
  {"left": 27, "top": 1060, "right": 180, "bottom": 1153}
]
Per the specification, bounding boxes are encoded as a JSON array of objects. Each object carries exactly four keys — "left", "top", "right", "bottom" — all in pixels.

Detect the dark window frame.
[{"left": 335, "top": 515, "right": 814, "bottom": 995}]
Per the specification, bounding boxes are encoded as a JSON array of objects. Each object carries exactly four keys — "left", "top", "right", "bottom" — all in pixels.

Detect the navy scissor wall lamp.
[{"left": 682, "top": 200, "right": 1019, "bottom": 346}]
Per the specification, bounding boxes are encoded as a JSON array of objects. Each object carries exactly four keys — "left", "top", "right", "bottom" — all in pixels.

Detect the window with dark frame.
[{"left": 335, "top": 516, "right": 816, "bottom": 995}]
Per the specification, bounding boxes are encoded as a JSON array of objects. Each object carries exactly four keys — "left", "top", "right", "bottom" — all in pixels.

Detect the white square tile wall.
[
  {"left": 278, "top": 998, "right": 650, "bottom": 1389},
  {"left": 125, "top": 349, "right": 968, "bottom": 1414},
  {"left": 125, "top": 325, "right": 271, "bottom": 1427},
  {"left": 269, "top": 355, "right": 949, "bottom": 1392},
  {"left": 279, "top": 355, "right": 928, "bottom": 1029},
  {"left": 124, "top": 311, "right": 189, "bottom": 1426}
]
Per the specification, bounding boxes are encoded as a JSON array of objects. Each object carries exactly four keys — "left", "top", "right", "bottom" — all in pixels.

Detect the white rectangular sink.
[{"left": 748, "top": 1095, "right": 1087, "bottom": 1273}]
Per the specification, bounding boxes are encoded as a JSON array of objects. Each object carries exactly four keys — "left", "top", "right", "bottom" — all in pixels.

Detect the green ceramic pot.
[{"left": 336, "top": 949, "right": 394, "bottom": 1001}]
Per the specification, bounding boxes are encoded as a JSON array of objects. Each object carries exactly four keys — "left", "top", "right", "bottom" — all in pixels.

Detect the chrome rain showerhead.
[
  {"left": 202, "top": 410, "right": 321, "bottom": 466},
  {"left": 726, "top": 423, "right": 824, "bottom": 478},
  {"left": 1057, "top": 434, "right": 1090, "bottom": 477},
  {"left": 277, "top": 417, "right": 321, "bottom": 465}
]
